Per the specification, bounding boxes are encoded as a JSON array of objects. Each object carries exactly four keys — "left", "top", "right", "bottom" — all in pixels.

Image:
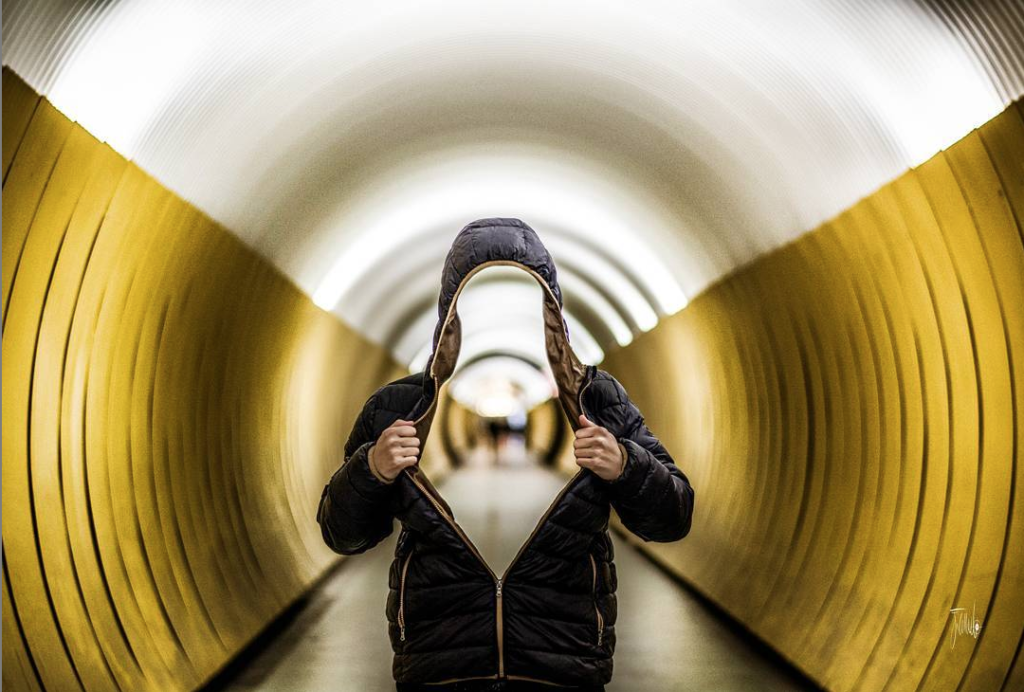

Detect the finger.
[
  {"left": 391, "top": 425, "right": 418, "bottom": 437},
  {"left": 395, "top": 436, "right": 420, "bottom": 447},
  {"left": 575, "top": 426, "right": 600, "bottom": 438},
  {"left": 574, "top": 437, "right": 604, "bottom": 448},
  {"left": 578, "top": 414, "right": 597, "bottom": 428},
  {"left": 397, "top": 455, "right": 419, "bottom": 465},
  {"left": 574, "top": 455, "right": 594, "bottom": 469}
]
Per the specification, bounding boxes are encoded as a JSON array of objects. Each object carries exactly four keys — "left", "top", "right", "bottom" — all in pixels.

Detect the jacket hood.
[
  {"left": 428, "top": 217, "right": 569, "bottom": 357},
  {"left": 412, "top": 217, "right": 591, "bottom": 445}
]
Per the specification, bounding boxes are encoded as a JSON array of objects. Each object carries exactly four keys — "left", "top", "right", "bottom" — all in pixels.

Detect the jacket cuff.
[
  {"left": 346, "top": 440, "right": 397, "bottom": 495},
  {"left": 366, "top": 443, "right": 396, "bottom": 485},
  {"left": 605, "top": 437, "right": 648, "bottom": 497},
  {"left": 615, "top": 442, "right": 627, "bottom": 480}
]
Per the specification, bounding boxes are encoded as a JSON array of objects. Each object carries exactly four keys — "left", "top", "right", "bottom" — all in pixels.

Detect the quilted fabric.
[{"left": 317, "top": 218, "right": 695, "bottom": 687}]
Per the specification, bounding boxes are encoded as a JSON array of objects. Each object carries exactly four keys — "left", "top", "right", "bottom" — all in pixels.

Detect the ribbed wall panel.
[
  {"left": 0, "top": 67, "right": 420, "bottom": 692},
  {"left": 601, "top": 99, "right": 1024, "bottom": 691}
]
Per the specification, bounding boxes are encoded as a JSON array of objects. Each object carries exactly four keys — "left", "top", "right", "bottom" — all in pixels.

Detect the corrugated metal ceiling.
[{"left": 4, "top": 0, "right": 1022, "bottom": 371}]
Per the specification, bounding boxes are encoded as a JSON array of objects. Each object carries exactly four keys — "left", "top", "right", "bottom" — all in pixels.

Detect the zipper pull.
[
  {"left": 496, "top": 578, "right": 503, "bottom": 597},
  {"left": 400, "top": 626, "right": 406, "bottom": 642}
]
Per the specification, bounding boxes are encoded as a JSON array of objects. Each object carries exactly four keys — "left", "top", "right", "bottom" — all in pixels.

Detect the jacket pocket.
[
  {"left": 589, "top": 553, "right": 605, "bottom": 647},
  {"left": 398, "top": 544, "right": 415, "bottom": 642}
]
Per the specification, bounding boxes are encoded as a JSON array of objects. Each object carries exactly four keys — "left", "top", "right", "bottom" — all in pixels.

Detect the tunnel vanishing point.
[{"left": 3, "top": 2, "right": 1024, "bottom": 691}]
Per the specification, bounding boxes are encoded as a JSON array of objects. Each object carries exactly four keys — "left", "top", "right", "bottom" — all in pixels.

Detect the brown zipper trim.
[
  {"left": 402, "top": 407, "right": 593, "bottom": 681},
  {"left": 401, "top": 256, "right": 597, "bottom": 683},
  {"left": 420, "top": 674, "right": 500, "bottom": 685},
  {"left": 402, "top": 369, "right": 594, "bottom": 681},
  {"left": 406, "top": 468, "right": 494, "bottom": 577},
  {"left": 493, "top": 468, "right": 583, "bottom": 676},
  {"left": 398, "top": 546, "right": 415, "bottom": 642},
  {"left": 507, "top": 675, "right": 584, "bottom": 687},
  {"left": 420, "top": 674, "right": 576, "bottom": 687},
  {"left": 492, "top": 367, "right": 595, "bottom": 676},
  {"left": 400, "top": 458, "right": 590, "bottom": 685},
  {"left": 496, "top": 577, "right": 505, "bottom": 676},
  {"left": 589, "top": 553, "right": 604, "bottom": 647}
]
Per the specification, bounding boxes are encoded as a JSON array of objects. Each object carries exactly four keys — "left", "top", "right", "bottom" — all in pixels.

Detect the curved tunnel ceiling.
[{"left": 4, "top": 0, "right": 1023, "bottom": 381}]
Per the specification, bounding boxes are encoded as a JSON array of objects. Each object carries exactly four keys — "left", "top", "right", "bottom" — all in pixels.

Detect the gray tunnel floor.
[{"left": 220, "top": 455, "right": 818, "bottom": 691}]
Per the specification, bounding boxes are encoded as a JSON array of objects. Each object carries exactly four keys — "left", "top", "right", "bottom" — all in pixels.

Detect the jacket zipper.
[
  {"left": 404, "top": 324, "right": 596, "bottom": 682},
  {"left": 492, "top": 365, "right": 596, "bottom": 676},
  {"left": 398, "top": 545, "right": 415, "bottom": 642},
  {"left": 496, "top": 578, "right": 504, "bottom": 675},
  {"left": 589, "top": 553, "right": 604, "bottom": 646}
]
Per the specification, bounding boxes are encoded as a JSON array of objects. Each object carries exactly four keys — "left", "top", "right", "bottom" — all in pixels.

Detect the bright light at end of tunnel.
[
  {"left": 475, "top": 390, "right": 524, "bottom": 418},
  {"left": 407, "top": 309, "right": 605, "bottom": 374},
  {"left": 448, "top": 356, "right": 557, "bottom": 415}
]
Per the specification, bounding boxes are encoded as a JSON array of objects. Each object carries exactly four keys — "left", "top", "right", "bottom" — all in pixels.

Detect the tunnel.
[{"left": 2, "top": 2, "right": 1024, "bottom": 691}]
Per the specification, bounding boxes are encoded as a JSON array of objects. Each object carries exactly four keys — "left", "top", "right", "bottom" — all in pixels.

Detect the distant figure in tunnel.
[{"left": 316, "top": 218, "right": 695, "bottom": 691}]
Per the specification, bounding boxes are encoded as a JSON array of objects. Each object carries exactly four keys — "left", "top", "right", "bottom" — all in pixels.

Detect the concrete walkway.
[{"left": 219, "top": 462, "right": 818, "bottom": 691}]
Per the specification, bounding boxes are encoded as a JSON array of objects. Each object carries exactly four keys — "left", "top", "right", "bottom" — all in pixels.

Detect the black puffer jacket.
[{"left": 317, "top": 218, "right": 695, "bottom": 688}]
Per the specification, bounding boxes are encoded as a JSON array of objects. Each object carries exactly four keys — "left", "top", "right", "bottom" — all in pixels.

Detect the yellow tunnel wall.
[
  {"left": 439, "top": 396, "right": 475, "bottom": 467},
  {"left": 601, "top": 100, "right": 1024, "bottom": 690},
  {"left": 525, "top": 397, "right": 565, "bottom": 465},
  {"left": 1, "top": 67, "right": 419, "bottom": 692}
]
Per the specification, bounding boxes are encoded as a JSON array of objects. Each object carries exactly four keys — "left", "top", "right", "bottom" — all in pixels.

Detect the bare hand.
[
  {"left": 574, "top": 414, "right": 626, "bottom": 481},
  {"left": 370, "top": 419, "right": 420, "bottom": 481}
]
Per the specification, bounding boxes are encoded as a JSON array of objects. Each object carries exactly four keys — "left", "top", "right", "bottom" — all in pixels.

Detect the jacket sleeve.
[
  {"left": 316, "top": 390, "right": 398, "bottom": 555},
  {"left": 603, "top": 400, "right": 695, "bottom": 543}
]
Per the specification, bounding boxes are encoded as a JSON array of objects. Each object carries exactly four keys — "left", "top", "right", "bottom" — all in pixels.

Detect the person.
[{"left": 317, "top": 217, "right": 695, "bottom": 691}]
